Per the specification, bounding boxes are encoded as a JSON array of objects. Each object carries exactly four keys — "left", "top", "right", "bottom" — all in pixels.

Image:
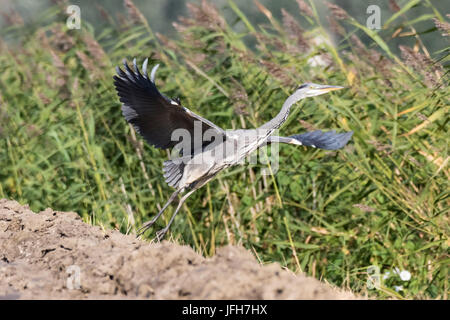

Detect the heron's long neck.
[{"left": 258, "top": 91, "right": 305, "bottom": 133}]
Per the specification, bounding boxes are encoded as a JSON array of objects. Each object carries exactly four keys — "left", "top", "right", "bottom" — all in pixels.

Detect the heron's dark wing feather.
[
  {"left": 267, "top": 130, "right": 353, "bottom": 150},
  {"left": 290, "top": 130, "right": 353, "bottom": 150},
  {"left": 114, "top": 59, "right": 225, "bottom": 153}
]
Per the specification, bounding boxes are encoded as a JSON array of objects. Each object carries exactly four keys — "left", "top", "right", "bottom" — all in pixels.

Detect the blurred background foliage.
[
  {"left": 1, "top": 0, "right": 449, "bottom": 54},
  {"left": 0, "top": 0, "right": 448, "bottom": 299}
]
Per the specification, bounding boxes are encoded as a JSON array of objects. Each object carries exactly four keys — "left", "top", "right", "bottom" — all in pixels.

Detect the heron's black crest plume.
[{"left": 297, "top": 83, "right": 309, "bottom": 90}]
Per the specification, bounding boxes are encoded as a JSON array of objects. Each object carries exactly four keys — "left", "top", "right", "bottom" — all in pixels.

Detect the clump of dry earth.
[{"left": 0, "top": 199, "right": 356, "bottom": 299}]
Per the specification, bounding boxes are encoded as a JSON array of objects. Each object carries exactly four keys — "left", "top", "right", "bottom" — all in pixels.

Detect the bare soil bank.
[{"left": 0, "top": 199, "right": 356, "bottom": 299}]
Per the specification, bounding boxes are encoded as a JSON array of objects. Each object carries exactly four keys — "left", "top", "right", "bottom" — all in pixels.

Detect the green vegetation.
[{"left": 0, "top": 0, "right": 448, "bottom": 299}]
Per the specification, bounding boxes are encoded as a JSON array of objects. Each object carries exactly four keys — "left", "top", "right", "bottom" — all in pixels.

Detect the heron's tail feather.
[{"left": 163, "top": 158, "right": 186, "bottom": 188}]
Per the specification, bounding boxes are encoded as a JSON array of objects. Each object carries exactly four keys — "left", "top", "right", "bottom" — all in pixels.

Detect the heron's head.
[{"left": 296, "top": 82, "right": 344, "bottom": 98}]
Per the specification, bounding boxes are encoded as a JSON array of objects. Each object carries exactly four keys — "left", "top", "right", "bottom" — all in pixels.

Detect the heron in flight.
[{"left": 114, "top": 58, "right": 353, "bottom": 240}]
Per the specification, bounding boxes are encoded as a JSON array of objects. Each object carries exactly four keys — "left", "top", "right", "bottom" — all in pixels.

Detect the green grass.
[{"left": 0, "top": 0, "right": 448, "bottom": 299}]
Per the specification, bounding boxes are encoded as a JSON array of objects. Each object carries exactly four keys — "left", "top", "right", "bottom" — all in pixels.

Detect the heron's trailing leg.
[
  {"left": 137, "top": 188, "right": 183, "bottom": 237},
  {"left": 155, "top": 188, "right": 197, "bottom": 241}
]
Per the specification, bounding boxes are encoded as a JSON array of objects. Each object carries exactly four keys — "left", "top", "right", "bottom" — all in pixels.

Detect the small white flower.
[
  {"left": 383, "top": 271, "right": 391, "bottom": 280},
  {"left": 399, "top": 270, "right": 411, "bottom": 281},
  {"left": 394, "top": 285, "right": 403, "bottom": 292}
]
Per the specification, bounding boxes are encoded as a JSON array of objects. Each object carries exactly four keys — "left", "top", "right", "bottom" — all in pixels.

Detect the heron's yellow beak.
[{"left": 319, "top": 85, "right": 345, "bottom": 92}]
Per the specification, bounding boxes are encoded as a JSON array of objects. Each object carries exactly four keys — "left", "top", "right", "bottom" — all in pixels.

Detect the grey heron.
[{"left": 113, "top": 58, "right": 353, "bottom": 240}]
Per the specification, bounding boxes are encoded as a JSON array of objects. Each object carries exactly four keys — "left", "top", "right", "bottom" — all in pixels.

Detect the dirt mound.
[{"left": 0, "top": 199, "right": 356, "bottom": 299}]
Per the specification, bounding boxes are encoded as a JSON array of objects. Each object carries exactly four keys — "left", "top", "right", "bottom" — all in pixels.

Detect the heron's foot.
[
  {"left": 154, "top": 227, "right": 169, "bottom": 241},
  {"left": 136, "top": 214, "right": 160, "bottom": 237}
]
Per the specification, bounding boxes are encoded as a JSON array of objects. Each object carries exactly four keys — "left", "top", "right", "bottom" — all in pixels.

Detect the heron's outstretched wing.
[
  {"left": 114, "top": 58, "right": 225, "bottom": 155},
  {"left": 267, "top": 130, "right": 353, "bottom": 150}
]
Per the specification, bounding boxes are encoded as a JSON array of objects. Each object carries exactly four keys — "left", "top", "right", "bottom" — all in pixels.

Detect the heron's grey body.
[
  {"left": 175, "top": 128, "right": 266, "bottom": 188},
  {"left": 114, "top": 58, "right": 353, "bottom": 239}
]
